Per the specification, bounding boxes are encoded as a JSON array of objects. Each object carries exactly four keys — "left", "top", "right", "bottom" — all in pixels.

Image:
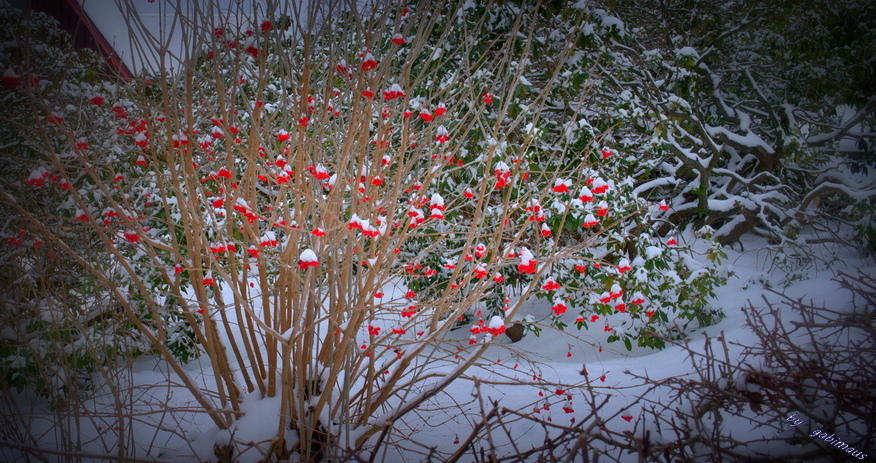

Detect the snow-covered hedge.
[{"left": 0, "top": 0, "right": 740, "bottom": 459}]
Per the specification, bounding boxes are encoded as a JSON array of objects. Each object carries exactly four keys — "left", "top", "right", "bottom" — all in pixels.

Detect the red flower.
[
  {"left": 658, "top": 200, "right": 669, "bottom": 211},
  {"left": 434, "top": 102, "right": 447, "bottom": 116},
  {"left": 434, "top": 126, "right": 450, "bottom": 143},
  {"left": 391, "top": 33, "right": 405, "bottom": 45},
  {"left": 361, "top": 52, "right": 378, "bottom": 71},
  {"left": 2, "top": 70, "right": 21, "bottom": 89},
  {"left": 666, "top": 238, "right": 678, "bottom": 246},
  {"left": 590, "top": 315, "right": 599, "bottom": 322},
  {"left": 90, "top": 96, "right": 104, "bottom": 107},
  {"left": 581, "top": 213, "right": 598, "bottom": 228},
  {"left": 551, "top": 303, "right": 567, "bottom": 315},
  {"left": 600, "top": 147, "right": 613, "bottom": 159},
  {"left": 482, "top": 93, "right": 493, "bottom": 104},
  {"left": 383, "top": 83, "right": 405, "bottom": 100},
  {"left": 311, "top": 164, "right": 331, "bottom": 180},
  {"left": 260, "top": 20, "right": 272, "bottom": 31},
  {"left": 336, "top": 60, "right": 349, "bottom": 74},
  {"left": 473, "top": 265, "right": 488, "bottom": 279},
  {"left": 401, "top": 306, "right": 417, "bottom": 318},
  {"left": 542, "top": 279, "right": 561, "bottom": 291},
  {"left": 591, "top": 178, "right": 609, "bottom": 194},
  {"left": 277, "top": 129, "right": 290, "bottom": 141},
  {"left": 621, "top": 415, "right": 633, "bottom": 422},
  {"left": 298, "top": 116, "right": 309, "bottom": 127},
  {"left": 123, "top": 232, "right": 139, "bottom": 243},
  {"left": 596, "top": 200, "right": 609, "bottom": 217},
  {"left": 298, "top": 249, "right": 319, "bottom": 269},
  {"left": 553, "top": 178, "right": 571, "bottom": 193},
  {"left": 312, "top": 227, "right": 325, "bottom": 236},
  {"left": 517, "top": 261, "right": 536, "bottom": 274}
]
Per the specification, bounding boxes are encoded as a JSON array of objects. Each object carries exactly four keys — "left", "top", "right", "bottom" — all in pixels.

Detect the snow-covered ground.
[{"left": 3, "top": 235, "right": 872, "bottom": 462}]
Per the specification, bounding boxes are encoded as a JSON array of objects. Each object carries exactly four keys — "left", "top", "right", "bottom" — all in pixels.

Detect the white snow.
[{"left": 299, "top": 248, "right": 318, "bottom": 263}]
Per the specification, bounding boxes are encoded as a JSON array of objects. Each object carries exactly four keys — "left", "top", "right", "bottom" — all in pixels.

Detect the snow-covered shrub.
[
  {"left": 590, "top": 0, "right": 876, "bottom": 252},
  {"left": 0, "top": 1, "right": 159, "bottom": 403},
  {"left": 1, "top": 0, "right": 731, "bottom": 460}
]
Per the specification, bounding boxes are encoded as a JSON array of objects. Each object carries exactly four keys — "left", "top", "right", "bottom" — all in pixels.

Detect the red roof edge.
[{"left": 63, "top": 0, "right": 134, "bottom": 80}]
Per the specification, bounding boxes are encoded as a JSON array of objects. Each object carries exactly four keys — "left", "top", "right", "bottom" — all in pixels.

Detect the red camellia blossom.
[
  {"left": 247, "top": 246, "right": 260, "bottom": 258},
  {"left": 310, "top": 164, "right": 331, "bottom": 180},
  {"left": 553, "top": 178, "right": 571, "bottom": 193},
  {"left": 434, "top": 125, "right": 450, "bottom": 143},
  {"left": 361, "top": 52, "right": 378, "bottom": 71},
  {"left": 482, "top": 93, "right": 493, "bottom": 104},
  {"left": 517, "top": 248, "right": 537, "bottom": 274},
  {"left": 260, "top": 20, "right": 272, "bottom": 31},
  {"left": 2, "top": 69, "right": 21, "bottom": 88},
  {"left": 382, "top": 83, "right": 405, "bottom": 100},
  {"left": 596, "top": 200, "right": 609, "bottom": 217},
  {"left": 581, "top": 213, "right": 598, "bottom": 228},
  {"left": 434, "top": 102, "right": 447, "bottom": 116},
  {"left": 298, "top": 249, "right": 319, "bottom": 270},
  {"left": 551, "top": 303, "right": 567, "bottom": 315},
  {"left": 401, "top": 306, "right": 417, "bottom": 318},
  {"left": 90, "top": 96, "right": 104, "bottom": 107},
  {"left": 391, "top": 33, "right": 405, "bottom": 45},
  {"left": 658, "top": 199, "right": 669, "bottom": 211}
]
